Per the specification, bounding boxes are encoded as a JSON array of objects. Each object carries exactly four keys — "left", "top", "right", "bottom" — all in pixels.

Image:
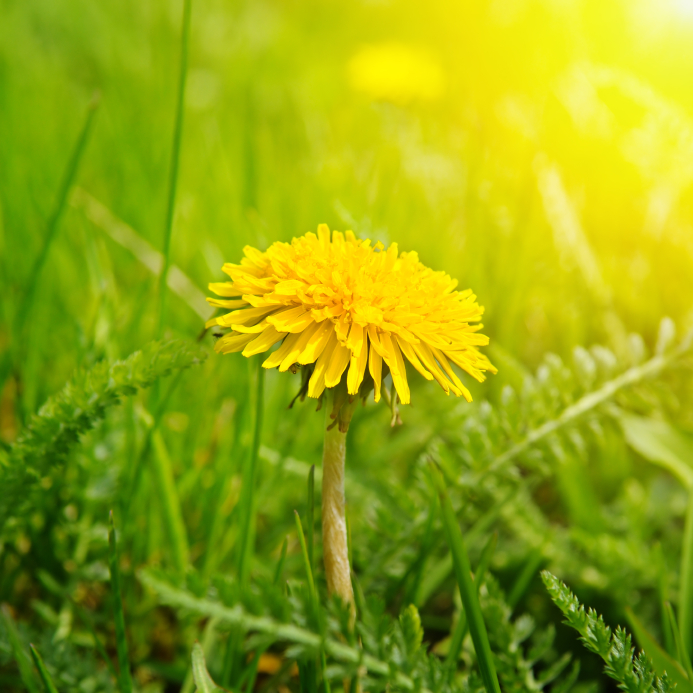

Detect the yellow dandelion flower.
[
  {"left": 347, "top": 42, "right": 446, "bottom": 104},
  {"left": 207, "top": 224, "right": 496, "bottom": 406}
]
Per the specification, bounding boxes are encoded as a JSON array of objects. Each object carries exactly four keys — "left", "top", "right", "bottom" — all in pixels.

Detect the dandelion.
[
  {"left": 207, "top": 225, "right": 495, "bottom": 608},
  {"left": 347, "top": 42, "right": 446, "bottom": 105}
]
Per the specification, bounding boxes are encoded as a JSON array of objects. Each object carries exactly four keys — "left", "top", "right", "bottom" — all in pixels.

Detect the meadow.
[{"left": 1, "top": 0, "right": 693, "bottom": 691}]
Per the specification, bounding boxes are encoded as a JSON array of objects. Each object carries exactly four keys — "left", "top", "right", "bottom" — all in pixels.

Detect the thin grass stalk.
[
  {"left": 273, "top": 536, "right": 289, "bottom": 586},
  {"left": 237, "top": 358, "right": 264, "bottom": 586},
  {"left": 157, "top": 0, "right": 192, "bottom": 338},
  {"left": 9, "top": 95, "right": 99, "bottom": 416},
  {"left": 507, "top": 546, "right": 544, "bottom": 609},
  {"left": 20, "top": 94, "right": 99, "bottom": 334},
  {"left": 1, "top": 605, "right": 40, "bottom": 693},
  {"left": 321, "top": 401, "right": 354, "bottom": 608},
  {"left": 29, "top": 645, "right": 59, "bottom": 693},
  {"left": 654, "top": 543, "right": 675, "bottom": 657},
  {"left": 295, "top": 511, "right": 331, "bottom": 693},
  {"left": 295, "top": 510, "right": 319, "bottom": 608},
  {"left": 430, "top": 464, "right": 501, "bottom": 693},
  {"left": 680, "top": 492, "right": 693, "bottom": 658},
  {"left": 444, "top": 532, "right": 497, "bottom": 675},
  {"left": 238, "top": 647, "right": 266, "bottom": 693},
  {"left": 108, "top": 512, "right": 134, "bottom": 693},
  {"left": 666, "top": 602, "right": 693, "bottom": 683},
  {"left": 308, "top": 465, "right": 316, "bottom": 575},
  {"left": 151, "top": 429, "right": 190, "bottom": 574}
]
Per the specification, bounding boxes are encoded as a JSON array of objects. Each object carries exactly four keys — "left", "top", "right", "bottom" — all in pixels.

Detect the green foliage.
[
  {"left": 542, "top": 571, "right": 675, "bottom": 693},
  {"left": 0, "top": 339, "right": 205, "bottom": 532},
  {"left": 192, "top": 642, "right": 227, "bottom": 693}
]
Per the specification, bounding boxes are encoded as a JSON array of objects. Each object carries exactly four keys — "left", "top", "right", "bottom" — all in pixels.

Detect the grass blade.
[
  {"left": 192, "top": 641, "right": 225, "bottom": 692},
  {"left": 625, "top": 607, "right": 691, "bottom": 692},
  {"left": 1, "top": 605, "right": 40, "bottom": 693},
  {"left": 430, "top": 463, "right": 501, "bottom": 693},
  {"left": 151, "top": 429, "right": 190, "bottom": 574},
  {"left": 108, "top": 511, "right": 134, "bottom": 693},
  {"left": 507, "top": 545, "right": 545, "bottom": 609},
  {"left": 157, "top": 0, "right": 192, "bottom": 337},
  {"left": 445, "top": 532, "right": 497, "bottom": 674},
  {"left": 666, "top": 602, "right": 693, "bottom": 684},
  {"left": 680, "top": 492, "right": 693, "bottom": 657},
  {"left": 308, "top": 465, "right": 315, "bottom": 575},
  {"left": 18, "top": 94, "right": 100, "bottom": 339},
  {"left": 295, "top": 511, "right": 331, "bottom": 693},
  {"left": 237, "top": 358, "right": 265, "bottom": 586},
  {"left": 295, "top": 510, "right": 319, "bottom": 610},
  {"left": 273, "top": 537, "right": 289, "bottom": 587},
  {"left": 29, "top": 645, "right": 59, "bottom": 693}
]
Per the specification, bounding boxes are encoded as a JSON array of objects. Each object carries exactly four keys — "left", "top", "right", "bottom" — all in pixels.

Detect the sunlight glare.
[{"left": 674, "top": 0, "right": 693, "bottom": 17}]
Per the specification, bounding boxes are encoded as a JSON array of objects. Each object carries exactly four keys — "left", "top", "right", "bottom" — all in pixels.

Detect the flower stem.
[{"left": 321, "top": 404, "right": 354, "bottom": 607}]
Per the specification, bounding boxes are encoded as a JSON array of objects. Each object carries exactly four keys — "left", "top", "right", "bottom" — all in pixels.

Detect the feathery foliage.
[
  {"left": 542, "top": 571, "right": 675, "bottom": 693},
  {"left": 0, "top": 340, "right": 205, "bottom": 534}
]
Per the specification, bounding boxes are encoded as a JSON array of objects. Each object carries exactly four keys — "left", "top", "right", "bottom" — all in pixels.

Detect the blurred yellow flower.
[
  {"left": 347, "top": 42, "right": 446, "bottom": 104},
  {"left": 207, "top": 225, "right": 495, "bottom": 405}
]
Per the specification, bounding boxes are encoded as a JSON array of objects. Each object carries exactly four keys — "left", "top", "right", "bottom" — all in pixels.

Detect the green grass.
[{"left": 2, "top": 0, "right": 693, "bottom": 691}]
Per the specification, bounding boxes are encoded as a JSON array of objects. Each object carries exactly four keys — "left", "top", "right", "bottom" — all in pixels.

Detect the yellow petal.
[
  {"left": 298, "top": 320, "right": 334, "bottom": 364},
  {"left": 381, "top": 333, "right": 410, "bottom": 404},
  {"left": 206, "top": 297, "right": 248, "bottom": 309},
  {"left": 278, "top": 321, "right": 321, "bottom": 372},
  {"left": 324, "top": 344, "right": 351, "bottom": 388},
  {"left": 209, "top": 282, "right": 243, "bottom": 297},
  {"left": 215, "top": 332, "right": 256, "bottom": 354},
  {"left": 308, "top": 331, "right": 338, "bottom": 398},
  {"left": 242, "top": 325, "right": 286, "bottom": 357},
  {"left": 346, "top": 323, "right": 365, "bottom": 357},
  {"left": 368, "top": 344, "right": 383, "bottom": 402},
  {"left": 268, "top": 305, "right": 314, "bottom": 333},
  {"left": 431, "top": 347, "right": 472, "bottom": 401},
  {"left": 367, "top": 325, "right": 385, "bottom": 357},
  {"left": 232, "top": 319, "right": 275, "bottom": 334},
  {"left": 411, "top": 341, "right": 456, "bottom": 396},
  {"left": 369, "top": 343, "right": 382, "bottom": 403},
  {"left": 317, "top": 223, "right": 331, "bottom": 249},
  {"left": 217, "top": 305, "right": 277, "bottom": 327},
  {"left": 347, "top": 333, "right": 369, "bottom": 394},
  {"left": 397, "top": 338, "right": 434, "bottom": 381},
  {"left": 262, "top": 333, "right": 302, "bottom": 369}
]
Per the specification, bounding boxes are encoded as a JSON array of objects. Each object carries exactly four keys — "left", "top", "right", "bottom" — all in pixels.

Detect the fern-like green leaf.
[
  {"left": 0, "top": 339, "right": 205, "bottom": 531},
  {"left": 542, "top": 571, "right": 675, "bottom": 693}
]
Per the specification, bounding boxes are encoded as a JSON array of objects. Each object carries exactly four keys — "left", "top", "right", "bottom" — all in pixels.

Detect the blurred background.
[{"left": 2, "top": 0, "right": 693, "bottom": 690}]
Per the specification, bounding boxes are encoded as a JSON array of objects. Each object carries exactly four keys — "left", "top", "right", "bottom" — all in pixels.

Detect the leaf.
[
  {"left": 399, "top": 604, "right": 424, "bottom": 657},
  {"left": 1, "top": 605, "right": 40, "bottom": 693},
  {"left": 542, "top": 571, "right": 675, "bottom": 693},
  {"left": 192, "top": 642, "right": 227, "bottom": 693},
  {"left": 109, "top": 512, "right": 133, "bottom": 693},
  {"left": 0, "top": 339, "right": 206, "bottom": 531},
  {"left": 625, "top": 607, "right": 691, "bottom": 693},
  {"left": 138, "top": 569, "right": 421, "bottom": 691},
  {"left": 29, "top": 645, "right": 60, "bottom": 693},
  {"left": 431, "top": 463, "right": 502, "bottom": 693},
  {"left": 619, "top": 413, "right": 693, "bottom": 489}
]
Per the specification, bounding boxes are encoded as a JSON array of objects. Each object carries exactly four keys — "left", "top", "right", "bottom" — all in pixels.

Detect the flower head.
[
  {"left": 347, "top": 43, "right": 446, "bottom": 105},
  {"left": 207, "top": 225, "right": 495, "bottom": 407}
]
